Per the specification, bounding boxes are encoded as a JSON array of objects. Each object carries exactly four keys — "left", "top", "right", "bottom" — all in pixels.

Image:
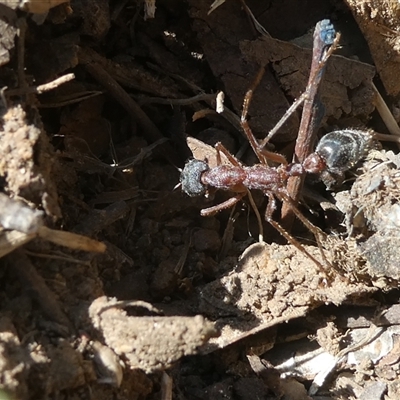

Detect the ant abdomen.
[{"left": 315, "top": 129, "right": 373, "bottom": 174}]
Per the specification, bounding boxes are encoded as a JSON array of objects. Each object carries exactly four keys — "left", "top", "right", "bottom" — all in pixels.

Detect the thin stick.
[
  {"left": 261, "top": 38, "right": 340, "bottom": 149},
  {"left": 282, "top": 21, "right": 340, "bottom": 226},
  {"left": 371, "top": 81, "right": 400, "bottom": 150},
  {"left": 17, "top": 17, "right": 28, "bottom": 90},
  {"left": 6, "top": 74, "right": 75, "bottom": 96}
]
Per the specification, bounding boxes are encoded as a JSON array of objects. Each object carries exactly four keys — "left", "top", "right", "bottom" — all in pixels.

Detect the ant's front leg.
[
  {"left": 200, "top": 193, "right": 246, "bottom": 216},
  {"left": 214, "top": 142, "right": 244, "bottom": 167},
  {"left": 241, "top": 67, "right": 288, "bottom": 166},
  {"left": 201, "top": 190, "right": 264, "bottom": 242}
]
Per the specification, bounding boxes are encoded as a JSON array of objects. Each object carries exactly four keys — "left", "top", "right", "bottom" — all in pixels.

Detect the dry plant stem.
[
  {"left": 17, "top": 17, "right": 28, "bottom": 90},
  {"left": 139, "top": 93, "right": 216, "bottom": 106},
  {"left": 6, "top": 73, "right": 75, "bottom": 96},
  {"left": 79, "top": 51, "right": 179, "bottom": 164},
  {"left": 161, "top": 372, "right": 173, "bottom": 400},
  {"left": 175, "top": 230, "right": 191, "bottom": 275},
  {"left": 149, "top": 63, "right": 244, "bottom": 134},
  {"left": 239, "top": 0, "right": 271, "bottom": 38},
  {"left": 39, "top": 91, "right": 103, "bottom": 108},
  {"left": 89, "top": 188, "right": 139, "bottom": 205},
  {"left": 23, "top": 250, "right": 91, "bottom": 266},
  {"left": 83, "top": 62, "right": 162, "bottom": 142},
  {"left": 6, "top": 249, "right": 73, "bottom": 332},
  {"left": 219, "top": 210, "right": 238, "bottom": 260},
  {"left": 281, "top": 28, "right": 339, "bottom": 227},
  {"left": 37, "top": 226, "right": 106, "bottom": 253},
  {"left": 371, "top": 81, "right": 400, "bottom": 150},
  {"left": 73, "top": 201, "right": 130, "bottom": 236}
]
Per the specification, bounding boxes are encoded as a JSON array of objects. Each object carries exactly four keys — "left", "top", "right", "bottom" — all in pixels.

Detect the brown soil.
[{"left": 1, "top": 1, "right": 400, "bottom": 399}]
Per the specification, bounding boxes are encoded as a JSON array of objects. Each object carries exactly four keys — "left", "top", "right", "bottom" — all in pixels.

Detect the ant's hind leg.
[
  {"left": 264, "top": 193, "right": 325, "bottom": 271},
  {"left": 277, "top": 190, "right": 333, "bottom": 270}
]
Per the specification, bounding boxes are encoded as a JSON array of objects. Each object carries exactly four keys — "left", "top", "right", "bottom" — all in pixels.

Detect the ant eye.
[
  {"left": 315, "top": 129, "right": 373, "bottom": 173},
  {"left": 180, "top": 159, "right": 209, "bottom": 197}
]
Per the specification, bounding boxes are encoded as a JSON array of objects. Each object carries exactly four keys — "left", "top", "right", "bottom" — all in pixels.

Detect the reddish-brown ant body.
[{"left": 180, "top": 20, "right": 373, "bottom": 269}]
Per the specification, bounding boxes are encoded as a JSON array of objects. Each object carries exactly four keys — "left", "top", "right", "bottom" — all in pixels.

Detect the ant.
[{"left": 180, "top": 20, "right": 373, "bottom": 270}]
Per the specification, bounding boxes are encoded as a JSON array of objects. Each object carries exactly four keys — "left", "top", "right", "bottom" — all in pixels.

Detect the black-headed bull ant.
[{"left": 179, "top": 20, "right": 373, "bottom": 270}]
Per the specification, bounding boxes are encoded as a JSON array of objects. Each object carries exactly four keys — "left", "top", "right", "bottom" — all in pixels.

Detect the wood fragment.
[
  {"left": 37, "top": 226, "right": 106, "bottom": 253},
  {"left": 78, "top": 48, "right": 180, "bottom": 164},
  {"left": 6, "top": 73, "right": 75, "bottom": 96},
  {"left": 6, "top": 249, "right": 73, "bottom": 332}
]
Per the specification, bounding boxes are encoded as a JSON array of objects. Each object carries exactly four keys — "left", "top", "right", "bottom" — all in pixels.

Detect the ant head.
[
  {"left": 303, "top": 153, "right": 326, "bottom": 174},
  {"left": 180, "top": 159, "right": 209, "bottom": 197},
  {"left": 315, "top": 129, "right": 373, "bottom": 174}
]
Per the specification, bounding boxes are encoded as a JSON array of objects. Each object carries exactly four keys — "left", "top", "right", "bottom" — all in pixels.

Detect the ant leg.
[
  {"left": 259, "top": 93, "right": 308, "bottom": 148},
  {"left": 215, "top": 143, "right": 264, "bottom": 242},
  {"left": 246, "top": 189, "right": 264, "bottom": 242},
  {"left": 278, "top": 191, "right": 325, "bottom": 238},
  {"left": 241, "top": 67, "right": 288, "bottom": 166},
  {"left": 215, "top": 143, "right": 222, "bottom": 166},
  {"left": 200, "top": 193, "right": 245, "bottom": 216},
  {"left": 215, "top": 142, "right": 244, "bottom": 167},
  {"left": 216, "top": 143, "right": 266, "bottom": 241},
  {"left": 242, "top": 67, "right": 265, "bottom": 122},
  {"left": 276, "top": 189, "right": 332, "bottom": 269},
  {"left": 201, "top": 188, "right": 264, "bottom": 242},
  {"left": 263, "top": 26, "right": 340, "bottom": 150},
  {"left": 264, "top": 193, "right": 325, "bottom": 271},
  {"left": 242, "top": 68, "right": 310, "bottom": 163}
]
